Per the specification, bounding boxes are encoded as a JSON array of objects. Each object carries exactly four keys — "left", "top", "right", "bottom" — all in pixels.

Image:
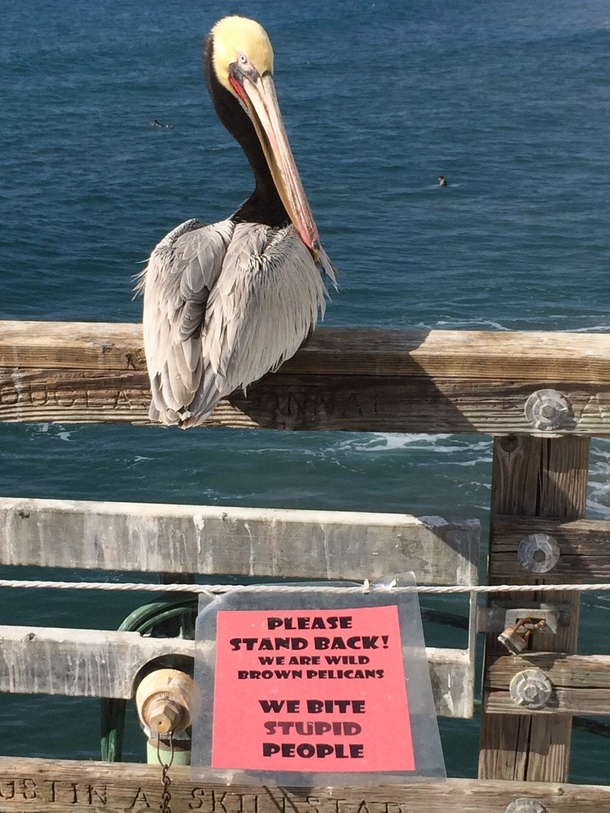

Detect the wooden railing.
[
  {"left": 1, "top": 321, "right": 610, "bottom": 812},
  {"left": 1, "top": 321, "right": 610, "bottom": 433},
  {"left": 0, "top": 497, "right": 478, "bottom": 718}
]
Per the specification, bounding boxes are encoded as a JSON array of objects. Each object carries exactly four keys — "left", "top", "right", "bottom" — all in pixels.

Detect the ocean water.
[{"left": 1, "top": 0, "right": 610, "bottom": 782}]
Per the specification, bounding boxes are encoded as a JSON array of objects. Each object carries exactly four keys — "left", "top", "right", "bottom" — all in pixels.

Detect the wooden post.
[{"left": 479, "top": 435, "right": 590, "bottom": 782}]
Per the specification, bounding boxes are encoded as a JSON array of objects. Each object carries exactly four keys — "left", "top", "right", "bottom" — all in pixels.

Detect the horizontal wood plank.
[
  {"left": 491, "top": 516, "right": 610, "bottom": 581},
  {"left": 3, "top": 371, "right": 610, "bottom": 435},
  {"left": 0, "top": 756, "right": 608, "bottom": 812},
  {"left": 0, "top": 498, "right": 479, "bottom": 585},
  {"left": 0, "top": 627, "right": 472, "bottom": 717},
  {"left": 488, "top": 652, "right": 610, "bottom": 689},
  {"left": 3, "top": 322, "right": 610, "bottom": 434},
  {"left": 0, "top": 626, "right": 194, "bottom": 699},
  {"left": 485, "top": 653, "right": 610, "bottom": 715},
  {"left": 4, "top": 322, "right": 610, "bottom": 380},
  {"left": 485, "top": 688, "right": 610, "bottom": 716}
]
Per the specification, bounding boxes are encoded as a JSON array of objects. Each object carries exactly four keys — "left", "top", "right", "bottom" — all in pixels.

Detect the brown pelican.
[{"left": 138, "top": 16, "right": 335, "bottom": 427}]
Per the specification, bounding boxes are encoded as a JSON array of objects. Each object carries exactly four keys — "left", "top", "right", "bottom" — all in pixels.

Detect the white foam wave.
[
  {"left": 27, "top": 423, "right": 75, "bottom": 442},
  {"left": 569, "top": 325, "right": 610, "bottom": 333},
  {"left": 333, "top": 433, "right": 492, "bottom": 456},
  {"left": 414, "top": 319, "right": 510, "bottom": 331},
  {"left": 586, "top": 440, "right": 610, "bottom": 517},
  {"left": 585, "top": 498, "right": 610, "bottom": 520}
]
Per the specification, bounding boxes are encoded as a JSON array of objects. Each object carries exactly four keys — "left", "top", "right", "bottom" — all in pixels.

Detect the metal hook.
[{"left": 156, "top": 729, "right": 175, "bottom": 770}]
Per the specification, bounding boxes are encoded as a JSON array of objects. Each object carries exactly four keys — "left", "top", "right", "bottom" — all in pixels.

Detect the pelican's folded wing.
[
  {"left": 138, "top": 218, "right": 234, "bottom": 425},
  {"left": 187, "top": 223, "right": 329, "bottom": 422}
]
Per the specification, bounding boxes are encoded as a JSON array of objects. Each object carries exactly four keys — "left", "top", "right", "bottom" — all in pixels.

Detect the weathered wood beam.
[
  {"left": 0, "top": 627, "right": 472, "bottom": 717},
  {"left": 0, "top": 756, "right": 608, "bottom": 813},
  {"left": 486, "top": 689, "right": 610, "bottom": 716},
  {"left": 486, "top": 653, "right": 610, "bottom": 715},
  {"left": 4, "top": 322, "right": 610, "bottom": 380},
  {"left": 426, "top": 646, "right": 474, "bottom": 718},
  {"left": 479, "top": 436, "right": 590, "bottom": 783},
  {"left": 0, "top": 626, "right": 194, "bottom": 699},
  {"left": 490, "top": 516, "right": 610, "bottom": 581},
  {"left": 0, "top": 498, "right": 479, "bottom": 585},
  {"left": 2, "top": 322, "right": 610, "bottom": 433}
]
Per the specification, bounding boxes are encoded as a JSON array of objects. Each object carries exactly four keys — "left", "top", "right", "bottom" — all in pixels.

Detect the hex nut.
[
  {"left": 509, "top": 668, "right": 552, "bottom": 709},
  {"left": 524, "top": 389, "right": 571, "bottom": 431},
  {"left": 517, "top": 534, "right": 560, "bottom": 573}
]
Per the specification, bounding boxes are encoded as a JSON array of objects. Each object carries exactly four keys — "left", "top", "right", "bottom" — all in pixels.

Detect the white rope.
[{"left": 1, "top": 579, "right": 610, "bottom": 594}]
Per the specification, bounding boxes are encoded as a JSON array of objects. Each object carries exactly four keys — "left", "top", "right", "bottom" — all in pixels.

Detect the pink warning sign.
[{"left": 211, "top": 605, "right": 415, "bottom": 772}]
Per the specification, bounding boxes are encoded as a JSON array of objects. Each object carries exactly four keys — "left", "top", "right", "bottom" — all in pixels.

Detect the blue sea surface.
[{"left": 1, "top": 0, "right": 610, "bottom": 781}]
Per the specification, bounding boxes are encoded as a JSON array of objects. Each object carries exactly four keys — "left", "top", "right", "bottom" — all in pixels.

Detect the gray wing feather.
[
  {"left": 140, "top": 218, "right": 234, "bottom": 423},
  {"left": 140, "top": 218, "right": 331, "bottom": 427},
  {"left": 186, "top": 223, "right": 328, "bottom": 426}
]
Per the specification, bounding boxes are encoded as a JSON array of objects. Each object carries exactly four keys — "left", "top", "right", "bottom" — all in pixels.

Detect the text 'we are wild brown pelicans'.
[{"left": 138, "top": 16, "right": 336, "bottom": 428}]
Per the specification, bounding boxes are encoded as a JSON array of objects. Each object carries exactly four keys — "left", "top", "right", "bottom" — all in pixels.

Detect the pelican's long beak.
[{"left": 232, "top": 70, "right": 321, "bottom": 261}]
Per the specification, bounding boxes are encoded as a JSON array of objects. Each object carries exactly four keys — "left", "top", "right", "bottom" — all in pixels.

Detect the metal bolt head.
[
  {"left": 517, "top": 533, "right": 560, "bottom": 573},
  {"left": 505, "top": 799, "right": 548, "bottom": 813},
  {"left": 509, "top": 668, "right": 552, "bottom": 709},
  {"left": 524, "top": 389, "right": 571, "bottom": 431},
  {"left": 144, "top": 696, "right": 189, "bottom": 735}
]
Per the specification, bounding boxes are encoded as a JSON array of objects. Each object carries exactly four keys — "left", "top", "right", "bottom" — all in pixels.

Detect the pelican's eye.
[{"left": 238, "top": 53, "right": 248, "bottom": 65}]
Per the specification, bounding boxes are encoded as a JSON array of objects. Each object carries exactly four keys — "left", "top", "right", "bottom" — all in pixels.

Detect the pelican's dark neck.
[{"left": 203, "top": 35, "right": 288, "bottom": 227}]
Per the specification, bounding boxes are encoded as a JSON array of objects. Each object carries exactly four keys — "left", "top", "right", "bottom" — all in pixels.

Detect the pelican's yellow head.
[
  {"left": 207, "top": 15, "right": 321, "bottom": 259},
  {"left": 211, "top": 16, "right": 274, "bottom": 96}
]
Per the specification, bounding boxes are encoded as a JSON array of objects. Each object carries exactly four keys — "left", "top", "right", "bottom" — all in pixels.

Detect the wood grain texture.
[
  {"left": 3, "top": 369, "right": 610, "bottom": 434},
  {"left": 0, "top": 498, "right": 479, "bottom": 585},
  {"left": 0, "top": 626, "right": 195, "bottom": 699},
  {"left": 0, "top": 756, "right": 608, "bottom": 813},
  {"left": 485, "top": 689, "right": 610, "bottom": 716},
  {"left": 487, "top": 653, "right": 610, "bottom": 689},
  {"left": 3, "top": 322, "right": 610, "bottom": 433},
  {"left": 485, "top": 653, "right": 610, "bottom": 713},
  {"left": 479, "top": 436, "right": 590, "bottom": 783},
  {"left": 0, "top": 626, "right": 472, "bottom": 717},
  {"left": 491, "top": 516, "right": 610, "bottom": 581},
  {"left": 4, "top": 322, "right": 610, "bottom": 379}
]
